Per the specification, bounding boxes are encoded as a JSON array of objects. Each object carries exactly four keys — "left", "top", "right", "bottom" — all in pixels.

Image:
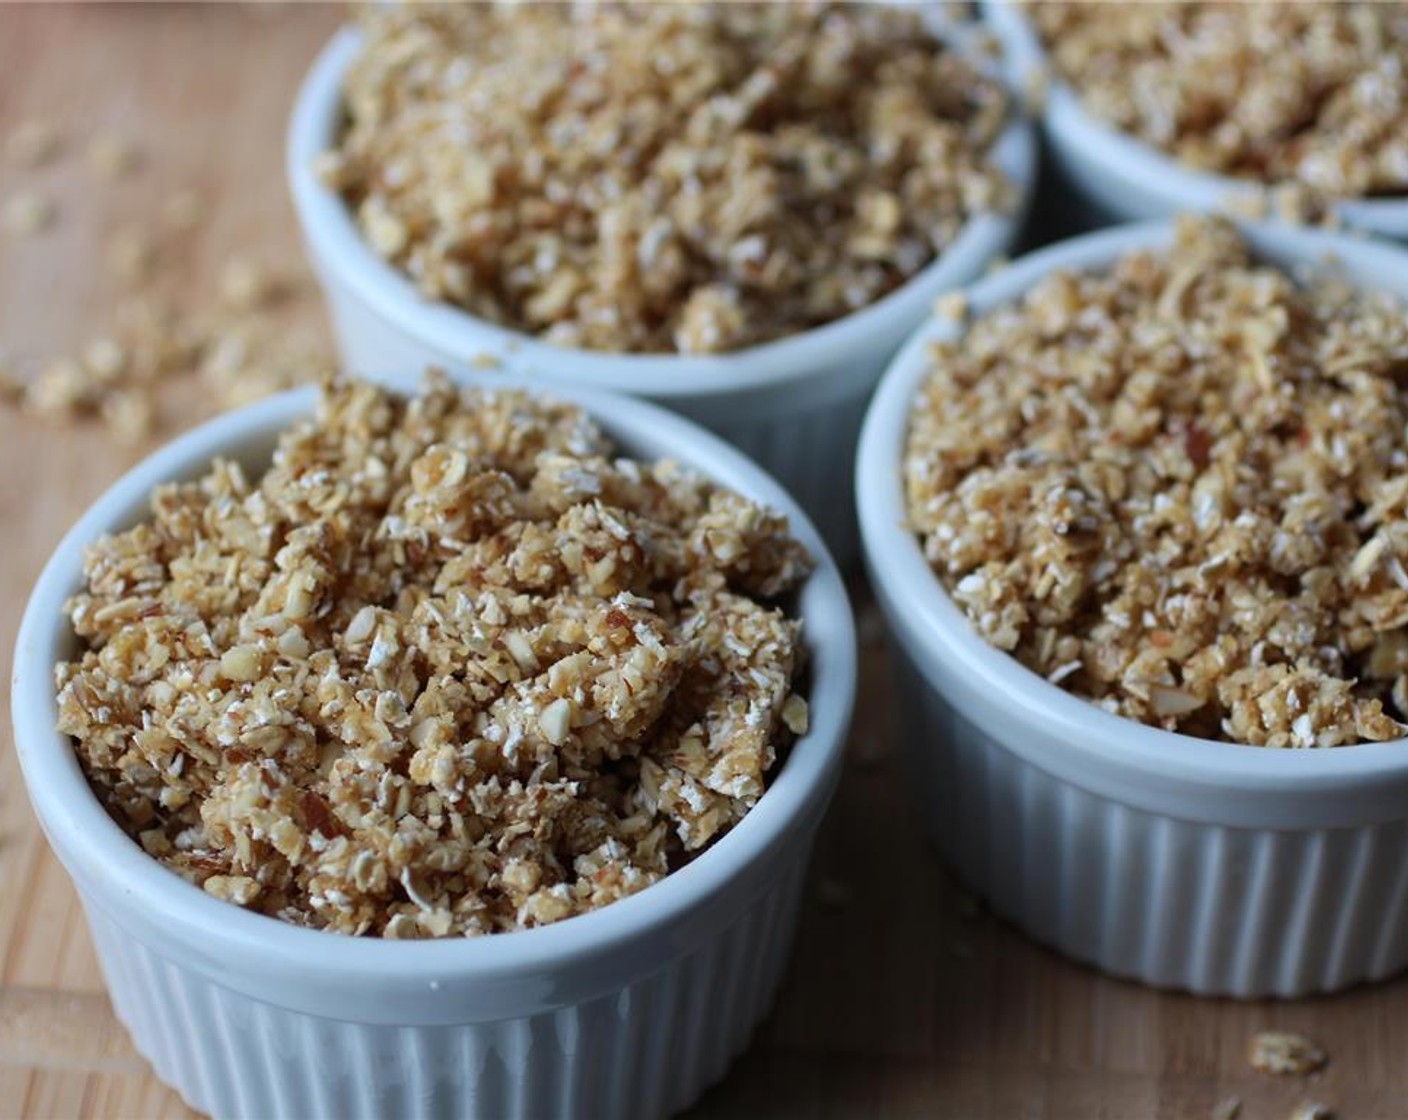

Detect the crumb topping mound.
[
  {"left": 905, "top": 217, "right": 1408, "bottom": 747},
  {"left": 322, "top": 2, "right": 1011, "bottom": 354},
  {"left": 58, "top": 375, "right": 812, "bottom": 936},
  {"left": 1034, "top": 2, "right": 1408, "bottom": 206}
]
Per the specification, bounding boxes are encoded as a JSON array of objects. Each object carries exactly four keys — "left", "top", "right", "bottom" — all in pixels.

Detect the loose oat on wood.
[{"left": 1249, "top": 1030, "right": 1329, "bottom": 1077}]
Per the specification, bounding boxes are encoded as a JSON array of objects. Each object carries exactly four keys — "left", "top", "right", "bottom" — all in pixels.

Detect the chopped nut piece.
[
  {"left": 58, "top": 375, "right": 812, "bottom": 937},
  {"left": 1288, "top": 1104, "right": 1334, "bottom": 1120},
  {"left": 203, "top": 875, "right": 261, "bottom": 905},
  {"left": 344, "top": 605, "right": 377, "bottom": 644},
  {"left": 905, "top": 217, "right": 1408, "bottom": 746},
  {"left": 1249, "top": 1031, "right": 1329, "bottom": 1076},
  {"left": 538, "top": 698, "right": 573, "bottom": 747},
  {"left": 782, "top": 693, "right": 810, "bottom": 735},
  {"left": 503, "top": 630, "right": 539, "bottom": 672},
  {"left": 1148, "top": 684, "right": 1204, "bottom": 718},
  {"left": 219, "top": 645, "right": 262, "bottom": 683},
  {"left": 3, "top": 191, "right": 55, "bottom": 235},
  {"left": 327, "top": 3, "right": 1012, "bottom": 354}
]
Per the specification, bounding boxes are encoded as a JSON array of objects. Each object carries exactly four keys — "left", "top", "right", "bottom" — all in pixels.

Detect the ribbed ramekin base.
[
  {"left": 890, "top": 648, "right": 1408, "bottom": 998},
  {"left": 83, "top": 854, "right": 808, "bottom": 1120}
]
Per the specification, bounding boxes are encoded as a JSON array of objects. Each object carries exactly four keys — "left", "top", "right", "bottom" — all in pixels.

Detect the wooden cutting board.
[{"left": 2, "top": 6, "right": 1406, "bottom": 1118}]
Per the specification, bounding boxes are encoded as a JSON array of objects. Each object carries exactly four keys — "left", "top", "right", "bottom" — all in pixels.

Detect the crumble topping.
[
  {"left": 905, "top": 217, "right": 1408, "bottom": 747},
  {"left": 321, "top": 2, "right": 1011, "bottom": 354},
  {"left": 57, "top": 374, "right": 812, "bottom": 936},
  {"left": 1033, "top": 3, "right": 1408, "bottom": 208}
]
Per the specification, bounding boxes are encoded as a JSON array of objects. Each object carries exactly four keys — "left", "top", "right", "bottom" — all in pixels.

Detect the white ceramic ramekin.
[
  {"left": 983, "top": 0, "right": 1408, "bottom": 241},
  {"left": 857, "top": 219, "right": 1408, "bottom": 998},
  {"left": 12, "top": 378, "right": 856, "bottom": 1119},
  {"left": 286, "top": 24, "right": 1037, "bottom": 564}
]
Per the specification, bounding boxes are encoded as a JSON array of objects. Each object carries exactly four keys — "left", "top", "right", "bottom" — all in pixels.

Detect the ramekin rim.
[
  {"left": 981, "top": 0, "right": 1408, "bottom": 233},
  {"left": 856, "top": 215, "right": 1408, "bottom": 788},
  {"left": 285, "top": 23, "right": 1039, "bottom": 398},
  {"left": 12, "top": 377, "right": 856, "bottom": 983}
]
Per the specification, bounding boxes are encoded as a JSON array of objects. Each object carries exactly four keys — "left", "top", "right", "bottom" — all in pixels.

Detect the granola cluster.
[
  {"left": 905, "top": 217, "right": 1408, "bottom": 747},
  {"left": 321, "top": 3, "right": 1011, "bottom": 354},
  {"left": 1033, "top": 3, "right": 1408, "bottom": 206},
  {"left": 57, "top": 376, "right": 812, "bottom": 936}
]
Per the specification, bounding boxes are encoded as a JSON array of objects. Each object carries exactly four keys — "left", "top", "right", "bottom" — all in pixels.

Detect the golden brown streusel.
[
  {"left": 905, "top": 217, "right": 1408, "bottom": 747},
  {"left": 58, "top": 375, "right": 812, "bottom": 937},
  {"left": 1033, "top": 3, "right": 1408, "bottom": 208},
  {"left": 322, "top": 3, "right": 1010, "bottom": 355}
]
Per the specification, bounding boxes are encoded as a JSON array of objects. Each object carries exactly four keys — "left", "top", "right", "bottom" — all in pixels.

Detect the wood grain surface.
[{"left": 1, "top": 6, "right": 1406, "bottom": 1119}]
